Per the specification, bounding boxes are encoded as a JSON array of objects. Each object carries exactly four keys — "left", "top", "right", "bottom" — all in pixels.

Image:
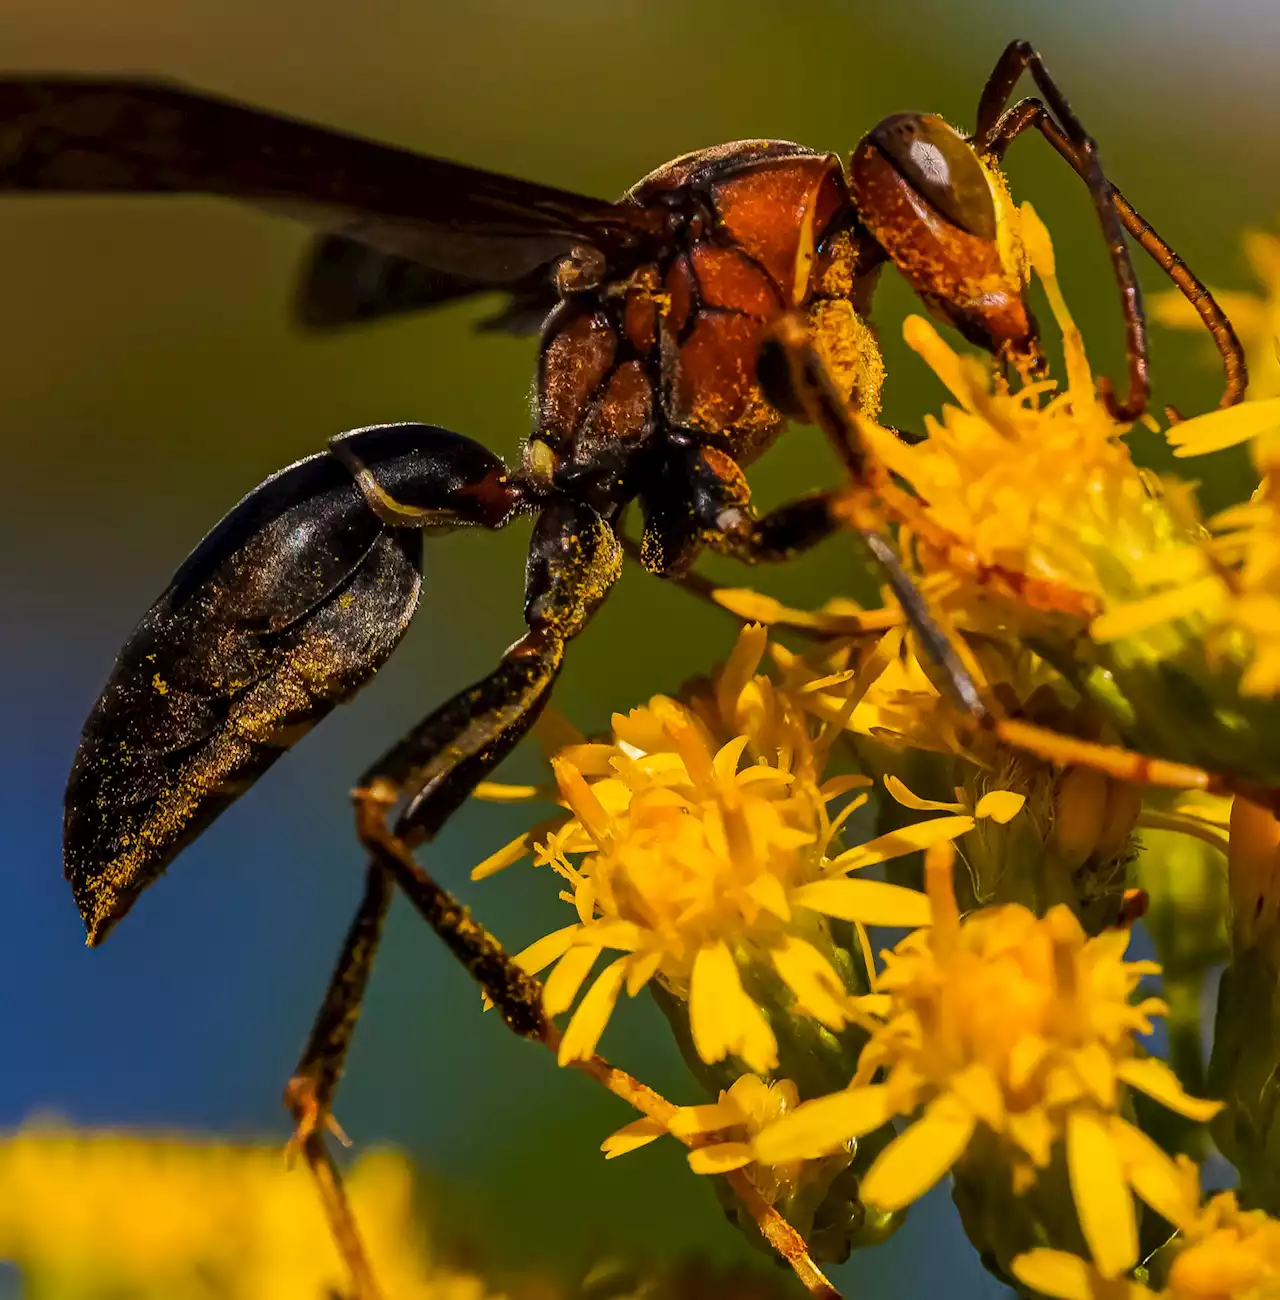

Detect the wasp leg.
[
  {"left": 285, "top": 860, "right": 393, "bottom": 1154},
  {"left": 303, "top": 1133, "right": 384, "bottom": 1300},
  {"left": 637, "top": 440, "right": 844, "bottom": 576},
  {"left": 969, "top": 41, "right": 1147, "bottom": 420},
  {"left": 282, "top": 499, "right": 618, "bottom": 1140},
  {"left": 976, "top": 89, "right": 1245, "bottom": 415},
  {"left": 757, "top": 316, "right": 1003, "bottom": 716},
  {"left": 356, "top": 498, "right": 621, "bottom": 1034},
  {"left": 286, "top": 885, "right": 389, "bottom": 1300},
  {"left": 276, "top": 503, "right": 619, "bottom": 1300}
]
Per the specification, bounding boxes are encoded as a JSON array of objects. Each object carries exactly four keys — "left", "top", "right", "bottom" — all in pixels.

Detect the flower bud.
[{"left": 1208, "top": 797, "right": 1280, "bottom": 1212}]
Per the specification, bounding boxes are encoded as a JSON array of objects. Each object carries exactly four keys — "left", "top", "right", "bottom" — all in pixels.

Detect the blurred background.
[{"left": 2, "top": 1, "right": 1278, "bottom": 1295}]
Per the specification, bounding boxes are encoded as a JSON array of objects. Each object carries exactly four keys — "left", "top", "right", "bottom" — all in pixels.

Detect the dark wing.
[
  {"left": 295, "top": 234, "right": 559, "bottom": 334},
  {"left": 63, "top": 423, "right": 516, "bottom": 945},
  {"left": 0, "top": 77, "right": 663, "bottom": 286}
]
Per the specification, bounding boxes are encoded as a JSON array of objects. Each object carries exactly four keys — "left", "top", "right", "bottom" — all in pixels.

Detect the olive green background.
[{"left": 1, "top": 1, "right": 1277, "bottom": 1295}]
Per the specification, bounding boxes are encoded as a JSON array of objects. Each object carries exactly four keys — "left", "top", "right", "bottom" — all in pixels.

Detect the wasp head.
[{"left": 850, "top": 113, "right": 1044, "bottom": 380}]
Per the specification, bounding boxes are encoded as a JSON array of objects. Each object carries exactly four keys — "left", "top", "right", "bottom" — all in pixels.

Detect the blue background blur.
[{"left": 3, "top": 1, "right": 1279, "bottom": 1295}]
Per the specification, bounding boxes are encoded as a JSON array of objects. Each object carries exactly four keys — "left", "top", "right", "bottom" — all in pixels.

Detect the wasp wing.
[
  {"left": 0, "top": 77, "right": 662, "bottom": 286},
  {"left": 63, "top": 423, "right": 515, "bottom": 945},
  {"left": 295, "top": 234, "right": 558, "bottom": 333}
]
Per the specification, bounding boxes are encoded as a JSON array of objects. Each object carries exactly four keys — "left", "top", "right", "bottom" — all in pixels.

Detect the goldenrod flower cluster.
[
  {"left": 463, "top": 208, "right": 1280, "bottom": 1295},
  {"left": 475, "top": 625, "right": 973, "bottom": 1079}
]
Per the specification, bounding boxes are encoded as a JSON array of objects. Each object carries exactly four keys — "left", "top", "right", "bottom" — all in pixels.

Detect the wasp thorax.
[
  {"left": 554, "top": 244, "right": 608, "bottom": 296},
  {"left": 850, "top": 111, "right": 1036, "bottom": 363}
]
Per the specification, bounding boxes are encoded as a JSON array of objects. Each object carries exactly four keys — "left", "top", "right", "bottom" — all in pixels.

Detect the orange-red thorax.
[{"left": 528, "top": 142, "right": 887, "bottom": 503}]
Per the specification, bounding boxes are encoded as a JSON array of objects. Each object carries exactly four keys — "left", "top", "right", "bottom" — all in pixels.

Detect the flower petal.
[
  {"left": 1072, "top": 1042, "right": 1117, "bottom": 1110},
  {"left": 1091, "top": 578, "right": 1226, "bottom": 643},
  {"left": 753, "top": 1085, "right": 893, "bottom": 1164},
  {"left": 1115, "top": 1057, "right": 1223, "bottom": 1122},
  {"left": 1011, "top": 1249, "right": 1099, "bottom": 1300},
  {"left": 1166, "top": 395, "right": 1280, "bottom": 457},
  {"left": 543, "top": 942, "right": 601, "bottom": 1018},
  {"left": 472, "top": 830, "right": 536, "bottom": 880},
  {"left": 669, "top": 1100, "right": 744, "bottom": 1139},
  {"left": 860, "top": 1099, "right": 975, "bottom": 1211},
  {"left": 1108, "top": 1117, "right": 1200, "bottom": 1233},
  {"left": 471, "top": 781, "right": 544, "bottom": 802},
  {"left": 601, "top": 1116, "right": 667, "bottom": 1159},
  {"left": 745, "top": 871, "right": 792, "bottom": 922},
  {"left": 791, "top": 878, "right": 932, "bottom": 928},
  {"left": 551, "top": 758, "right": 612, "bottom": 843},
  {"left": 828, "top": 816, "right": 975, "bottom": 873},
  {"left": 578, "top": 919, "right": 644, "bottom": 952},
  {"left": 974, "top": 790, "right": 1026, "bottom": 823},
  {"left": 513, "top": 924, "right": 579, "bottom": 976},
  {"left": 1007, "top": 1106, "right": 1055, "bottom": 1170},
  {"left": 624, "top": 949, "right": 663, "bottom": 997},
  {"left": 688, "top": 1141, "right": 755, "bottom": 1175},
  {"left": 711, "top": 587, "right": 869, "bottom": 633},
  {"left": 1066, "top": 1108, "right": 1137, "bottom": 1279},
  {"left": 712, "top": 734, "right": 750, "bottom": 782},
  {"left": 689, "top": 942, "right": 778, "bottom": 1074},
  {"left": 883, "top": 774, "right": 961, "bottom": 813},
  {"left": 820, "top": 774, "right": 874, "bottom": 800},
  {"left": 771, "top": 936, "right": 851, "bottom": 1029},
  {"left": 557, "top": 957, "right": 628, "bottom": 1065},
  {"left": 902, "top": 314, "right": 975, "bottom": 407}
]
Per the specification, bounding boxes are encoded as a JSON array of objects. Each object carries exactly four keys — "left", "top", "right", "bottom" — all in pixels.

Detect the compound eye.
[{"left": 869, "top": 113, "right": 996, "bottom": 241}]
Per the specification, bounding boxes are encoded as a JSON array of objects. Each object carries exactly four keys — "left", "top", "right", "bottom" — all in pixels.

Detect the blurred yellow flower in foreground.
[
  {"left": 753, "top": 843, "right": 1222, "bottom": 1280},
  {"left": 1015, "top": 1185, "right": 1280, "bottom": 1300},
  {"left": 474, "top": 625, "right": 975, "bottom": 1074},
  {"left": 0, "top": 1124, "right": 491, "bottom": 1300}
]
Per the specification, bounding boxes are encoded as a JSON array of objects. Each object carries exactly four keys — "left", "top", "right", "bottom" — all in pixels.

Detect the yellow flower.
[
  {"left": 606, "top": 1072, "right": 826, "bottom": 1178},
  {"left": 753, "top": 843, "right": 1222, "bottom": 1279},
  {"left": 1014, "top": 1186, "right": 1280, "bottom": 1300},
  {"left": 1092, "top": 427, "right": 1280, "bottom": 699},
  {"left": 0, "top": 1123, "right": 493, "bottom": 1300},
  {"left": 848, "top": 203, "right": 1280, "bottom": 655},
  {"left": 602, "top": 1074, "right": 894, "bottom": 1263},
  {"left": 775, "top": 628, "right": 1155, "bottom": 928},
  {"left": 474, "top": 626, "right": 975, "bottom": 1073},
  {"left": 1153, "top": 228, "right": 1280, "bottom": 400},
  {"left": 847, "top": 203, "right": 1157, "bottom": 628}
]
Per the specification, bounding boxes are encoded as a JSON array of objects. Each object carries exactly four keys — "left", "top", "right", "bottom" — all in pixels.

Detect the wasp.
[{"left": 0, "top": 39, "right": 1245, "bottom": 1295}]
